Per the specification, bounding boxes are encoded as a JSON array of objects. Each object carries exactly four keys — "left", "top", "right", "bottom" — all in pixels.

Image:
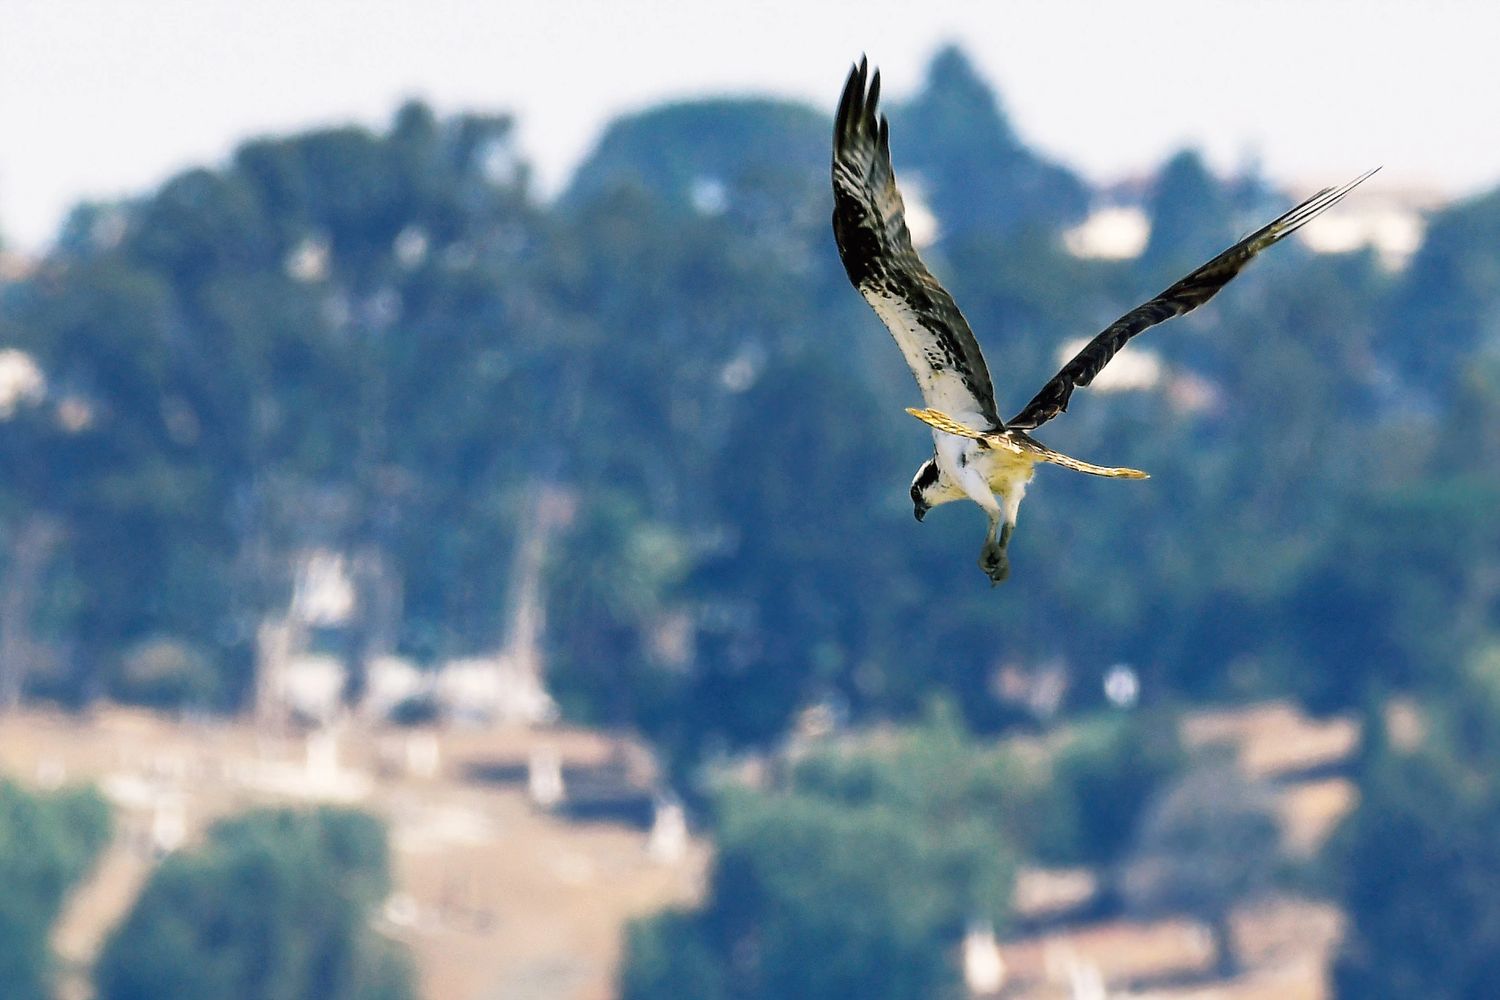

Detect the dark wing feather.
[
  {"left": 1006, "top": 168, "right": 1379, "bottom": 431},
  {"left": 832, "top": 58, "right": 1003, "bottom": 430}
]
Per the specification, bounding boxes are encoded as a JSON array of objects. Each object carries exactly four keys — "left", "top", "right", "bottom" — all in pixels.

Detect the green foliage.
[
  {"left": 6, "top": 44, "right": 1500, "bottom": 994},
  {"left": 620, "top": 909, "right": 727, "bottom": 1000},
  {"left": 1137, "top": 150, "right": 1237, "bottom": 277},
  {"left": 1332, "top": 650, "right": 1500, "bottom": 999},
  {"left": 894, "top": 45, "right": 1088, "bottom": 242},
  {"left": 1119, "top": 754, "right": 1282, "bottom": 975},
  {"left": 1041, "top": 710, "right": 1186, "bottom": 867},
  {"left": 5, "top": 100, "right": 549, "bottom": 703},
  {"left": 1379, "top": 188, "right": 1500, "bottom": 402},
  {"left": 0, "top": 781, "right": 112, "bottom": 1000},
  {"left": 116, "top": 636, "right": 224, "bottom": 707},
  {"left": 564, "top": 99, "right": 829, "bottom": 229},
  {"left": 620, "top": 711, "right": 1024, "bottom": 1000},
  {"left": 1333, "top": 750, "right": 1500, "bottom": 998},
  {"left": 95, "top": 807, "right": 412, "bottom": 1000},
  {"left": 2, "top": 43, "right": 1499, "bottom": 782}
]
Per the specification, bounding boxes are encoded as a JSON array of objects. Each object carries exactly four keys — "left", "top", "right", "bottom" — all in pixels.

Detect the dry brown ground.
[
  {"left": 1, "top": 698, "right": 1358, "bottom": 1000},
  {"left": 1182, "top": 701, "right": 1359, "bottom": 781},
  {"left": 997, "top": 896, "right": 1342, "bottom": 999},
  {"left": 0, "top": 707, "right": 706, "bottom": 1000}
]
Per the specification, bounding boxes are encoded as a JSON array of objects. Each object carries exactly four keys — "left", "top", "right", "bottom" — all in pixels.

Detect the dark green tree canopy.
[
  {"left": 95, "top": 807, "right": 412, "bottom": 1000},
  {"left": 895, "top": 45, "right": 1089, "bottom": 243},
  {"left": 0, "top": 42, "right": 1495, "bottom": 782},
  {"left": 0, "top": 782, "right": 111, "bottom": 1000}
]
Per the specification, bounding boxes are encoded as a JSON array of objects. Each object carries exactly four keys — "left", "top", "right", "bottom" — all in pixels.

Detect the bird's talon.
[{"left": 979, "top": 544, "right": 1010, "bottom": 585}]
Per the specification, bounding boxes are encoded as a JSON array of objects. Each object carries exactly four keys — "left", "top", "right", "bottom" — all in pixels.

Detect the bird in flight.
[{"left": 831, "top": 57, "right": 1375, "bottom": 584}]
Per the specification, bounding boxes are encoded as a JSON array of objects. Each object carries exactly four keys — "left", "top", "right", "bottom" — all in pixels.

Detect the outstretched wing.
[
  {"left": 1006, "top": 168, "right": 1379, "bottom": 431},
  {"left": 832, "top": 57, "right": 1003, "bottom": 430}
]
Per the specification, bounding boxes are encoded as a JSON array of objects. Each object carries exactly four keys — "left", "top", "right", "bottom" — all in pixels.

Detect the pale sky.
[{"left": 2, "top": 0, "right": 1496, "bottom": 251}]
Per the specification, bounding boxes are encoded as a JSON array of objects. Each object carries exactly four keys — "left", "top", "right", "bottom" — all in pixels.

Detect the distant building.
[
  {"left": 1066, "top": 178, "right": 1440, "bottom": 271},
  {"left": 432, "top": 654, "right": 556, "bottom": 725},
  {"left": 254, "top": 486, "right": 572, "bottom": 729},
  {"left": 0, "top": 249, "right": 37, "bottom": 282},
  {"left": 1065, "top": 205, "right": 1151, "bottom": 260},
  {"left": 528, "top": 746, "right": 564, "bottom": 808},
  {"left": 963, "top": 919, "right": 1006, "bottom": 996},
  {"left": 361, "top": 655, "right": 425, "bottom": 720},
  {"left": 0, "top": 349, "right": 46, "bottom": 418},
  {"left": 647, "top": 795, "right": 688, "bottom": 864},
  {"left": 1293, "top": 179, "right": 1441, "bottom": 270},
  {"left": 270, "top": 653, "right": 346, "bottom": 726}
]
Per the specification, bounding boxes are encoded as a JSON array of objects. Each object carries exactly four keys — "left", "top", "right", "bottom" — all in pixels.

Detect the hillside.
[{"left": 0, "top": 697, "right": 1363, "bottom": 999}]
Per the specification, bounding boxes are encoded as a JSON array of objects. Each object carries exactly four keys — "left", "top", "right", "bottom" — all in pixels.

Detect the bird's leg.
[
  {"left": 941, "top": 438, "right": 1011, "bottom": 585},
  {"left": 979, "top": 517, "right": 1012, "bottom": 585},
  {"left": 983, "top": 478, "right": 1028, "bottom": 586},
  {"left": 972, "top": 512, "right": 1008, "bottom": 590}
]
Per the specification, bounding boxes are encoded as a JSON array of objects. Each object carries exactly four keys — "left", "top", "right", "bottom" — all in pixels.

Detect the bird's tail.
[{"left": 904, "top": 407, "right": 1149, "bottom": 480}]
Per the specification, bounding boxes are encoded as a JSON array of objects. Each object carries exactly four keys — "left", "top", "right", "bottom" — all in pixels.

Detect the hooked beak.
[{"left": 914, "top": 503, "right": 929, "bottom": 523}]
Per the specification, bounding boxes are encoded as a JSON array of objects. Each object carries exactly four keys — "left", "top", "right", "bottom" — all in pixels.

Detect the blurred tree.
[
  {"left": 895, "top": 45, "right": 1088, "bottom": 244},
  {"left": 95, "top": 806, "right": 412, "bottom": 1000},
  {"left": 1378, "top": 187, "right": 1500, "bottom": 406},
  {"left": 0, "top": 781, "right": 111, "bottom": 1000},
  {"left": 1136, "top": 150, "right": 1237, "bottom": 279},
  {"left": 1041, "top": 709, "right": 1186, "bottom": 868},
  {"left": 1275, "top": 352, "right": 1500, "bottom": 715},
  {"left": 620, "top": 710, "right": 1025, "bottom": 999},
  {"left": 4, "top": 102, "right": 553, "bottom": 704},
  {"left": 1332, "top": 649, "right": 1500, "bottom": 999},
  {"left": 545, "top": 100, "right": 928, "bottom": 772},
  {"left": 620, "top": 909, "right": 727, "bottom": 1000},
  {"left": 3, "top": 40, "right": 1496, "bottom": 823},
  {"left": 563, "top": 99, "right": 829, "bottom": 237},
  {"left": 1119, "top": 754, "right": 1282, "bottom": 977}
]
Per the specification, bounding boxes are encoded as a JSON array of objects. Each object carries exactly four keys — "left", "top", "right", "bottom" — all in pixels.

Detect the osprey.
[{"left": 831, "top": 57, "right": 1375, "bottom": 584}]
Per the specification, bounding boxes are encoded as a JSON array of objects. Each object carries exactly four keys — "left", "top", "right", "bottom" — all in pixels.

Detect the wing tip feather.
[
  {"left": 1261, "top": 165, "right": 1382, "bottom": 245},
  {"left": 835, "top": 56, "right": 882, "bottom": 156}
]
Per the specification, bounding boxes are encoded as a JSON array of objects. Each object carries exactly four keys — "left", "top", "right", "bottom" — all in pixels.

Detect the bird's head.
[{"left": 910, "top": 457, "right": 942, "bottom": 522}]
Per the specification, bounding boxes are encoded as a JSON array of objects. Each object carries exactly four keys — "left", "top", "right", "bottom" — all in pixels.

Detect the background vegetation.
[
  {"left": 95, "top": 807, "right": 412, "bottom": 1000},
  {"left": 4, "top": 44, "right": 1500, "bottom": 997},
  {"left": 0, "top": 781, "right": 111, "bottom": 1000}
]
